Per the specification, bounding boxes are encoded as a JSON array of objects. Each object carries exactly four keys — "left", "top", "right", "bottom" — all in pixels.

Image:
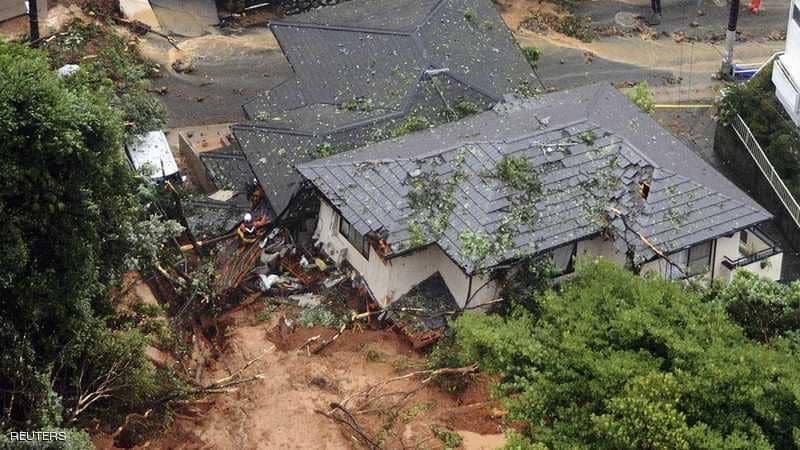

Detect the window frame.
[
  {"left": 686, "top": 241, "right": 712, "bottom": 276},
  {"left": 667, "top": 241, "right": 712, "bottom": 280},
  {"left": 548, "top": 242, "right": 578, "bottom": 276},
  {"left": 338, "top": 215, "right": 369, "bottom": 259}
]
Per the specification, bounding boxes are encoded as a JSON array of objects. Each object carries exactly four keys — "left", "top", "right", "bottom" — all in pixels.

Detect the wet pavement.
[
  {"left": 581, "top": 0, "right": 790, "bottom": 40},
  {"left": 140, "top": 27, "right": 291, "bottom": 127}
]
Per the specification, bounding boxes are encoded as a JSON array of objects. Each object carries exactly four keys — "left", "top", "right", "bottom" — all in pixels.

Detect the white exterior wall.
[
  {"left": 573, "top": 232, "right": 782, "bottom": 283},
  {"left": 315, "top": 200, "right": 499, "bottom": 307},
  {"left": 316, "top": 199, "right": 781, "bottom": 308},
  {"left": 786, "top": 0, "right": 800, "bottom": 58},
  {"left": 774, "top": 0, "right": 800, "bottom": 125}
]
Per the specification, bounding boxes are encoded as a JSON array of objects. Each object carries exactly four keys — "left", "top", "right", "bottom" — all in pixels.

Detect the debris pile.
[{"left": 384, "top": 273, "right": 459, "bottom": 349}]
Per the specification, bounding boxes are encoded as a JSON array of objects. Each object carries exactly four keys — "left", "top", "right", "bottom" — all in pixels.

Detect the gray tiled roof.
[
  {"left": 243, "top": 0, "right": 531, "bottom": 118},
  {"left": 298, "top": 84, "right": 772, "bottom": 273},
  {"left": 234, "top": 0, "right": 533, "bottom": 215},
  {"left": 199, "top": 143, "right": 256, "bottom": 191}
]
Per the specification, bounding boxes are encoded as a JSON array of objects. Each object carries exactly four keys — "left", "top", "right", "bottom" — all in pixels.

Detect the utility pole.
[
  {"left": 721, "top": 0, "right": 740, "bottom": 80},
  {"left": 28, "top": 0, "right": 40, "bottom": 42}
]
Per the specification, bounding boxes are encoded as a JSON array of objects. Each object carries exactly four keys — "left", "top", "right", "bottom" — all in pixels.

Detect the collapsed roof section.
[
  {"left": 298, "top": 84, "right": 773, "bottom": 274},
  {"left": 234, "top": 0, "right": 535, "bottom": 215}
]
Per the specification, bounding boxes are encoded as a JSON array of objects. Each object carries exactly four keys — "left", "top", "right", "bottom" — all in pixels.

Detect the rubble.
[{"left": 172, "top": 58, "right": 196, "bottom": 73}]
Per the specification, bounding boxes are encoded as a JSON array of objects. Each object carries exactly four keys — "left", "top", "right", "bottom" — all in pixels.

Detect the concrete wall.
[
  {"left": 315, "top": 200, "right": 499, "bottom": 308},
  {"left": 715, "top": 122, "right": 800, "bottom": 252},
  {"left": 786, "top": 0, "right": 800, "bottom": 59},
  {"left": 0, "top": 0, "right": 25, "bottom": 23}
]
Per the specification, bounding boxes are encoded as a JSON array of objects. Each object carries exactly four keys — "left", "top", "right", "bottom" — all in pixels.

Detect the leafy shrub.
[
  {"left": 297, "top": 305, "right": 346, "bottom": 328},
  {"left": 715, "top": 270, "right": 800, "bottom": 343},
  {"left": 521, "top": 46, "right": 543, "bottom": 67},
  {"left": 450, "top": 259, "right": 800, "bottom": 449},
  {"left": 311, "top": 142, "right": 335, "bottom": 159},
  {"left": 719, "top": 63, "right": 800, "bottom": 196},
  {"left": 625, "top": 81, "right": 656, "bottom": 114},
  {"left": 112, "top": 91, "right": 167, "bottom": 139},
  {"left": 426, "top": 333, "right": 470, "bottom": 394},
  {"left": 513, "top": 79, "right": 538, "bottom": 98},
  {"left": 463, "top": 6, "right": 477, "bottom": 24},
  {"left": 431, "top": 426, "right": 463, "bottom": 449},
  {"left": 454, "top": 100, "right": 480, "bottom": 118},
  {"left": 390, "top": 115, "right": 430, "bottom": 138}
]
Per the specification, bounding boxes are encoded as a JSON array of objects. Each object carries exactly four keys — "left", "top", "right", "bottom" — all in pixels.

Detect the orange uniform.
[{"left": 237, "top": 216, "right": 269, "bottom": 244}]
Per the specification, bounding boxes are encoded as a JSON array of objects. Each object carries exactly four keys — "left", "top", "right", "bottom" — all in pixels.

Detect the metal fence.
[{"left": 731, "top": 113, "right": 800, "bottom": 230}]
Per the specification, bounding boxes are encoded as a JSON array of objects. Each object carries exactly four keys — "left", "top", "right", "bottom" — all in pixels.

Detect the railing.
[
  {"left": 722, "top": 246, "right": 782, "bottom": 270},
  {"left": 731, "top": 113, "right": 800, "bottom": 230}
]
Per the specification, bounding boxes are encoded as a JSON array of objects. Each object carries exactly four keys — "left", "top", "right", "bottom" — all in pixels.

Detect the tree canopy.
[
  {"left": 446, "top": 260, "right": 800, "bottom": 449},
  {"left": 0, "top": 39, "right": 175, "bottom": 433}
]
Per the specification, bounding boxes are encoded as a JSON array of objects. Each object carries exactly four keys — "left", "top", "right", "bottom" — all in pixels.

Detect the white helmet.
[{"left": 244, "top": 213, "right": 253, "bottom": 222}]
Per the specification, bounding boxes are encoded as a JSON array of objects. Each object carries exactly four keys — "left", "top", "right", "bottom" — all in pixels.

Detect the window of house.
[
  {"left": 666, "top": 241, "right": 712, "bottom": 280},
  {"left": 687, "top": 241, "right": 712, "bottom": 276},
  {"left": 338, "top": 215, "right": 369, "bottom": 259},
  {"left": 549, "top": 243, "right": 577, "bottom": 275}
]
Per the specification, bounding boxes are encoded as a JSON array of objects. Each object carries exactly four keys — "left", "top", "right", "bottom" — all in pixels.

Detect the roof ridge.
[{"left": 270, "top": 20, "right": 413, "bottom": 36}]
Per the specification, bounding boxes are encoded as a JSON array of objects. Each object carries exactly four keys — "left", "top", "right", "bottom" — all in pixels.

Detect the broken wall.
[{"left": 314, "top": 199, "right": 499, "bottom": 307}]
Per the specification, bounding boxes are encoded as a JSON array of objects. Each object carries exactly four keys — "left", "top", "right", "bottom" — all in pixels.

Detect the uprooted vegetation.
[
  {"left": 521, "top": 6, "right": 597, "bottom": 43},
  {"left": 41, "top": 18, "right": 166, "bottom": 140}
]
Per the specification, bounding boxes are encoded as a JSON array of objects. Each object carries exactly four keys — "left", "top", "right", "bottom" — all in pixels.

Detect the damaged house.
[
  {"left": 228, "top": 0, "right": 536, "bottom": 219},
  {"left": 296, "top": 84, "right": 785, "bottom": 308}
]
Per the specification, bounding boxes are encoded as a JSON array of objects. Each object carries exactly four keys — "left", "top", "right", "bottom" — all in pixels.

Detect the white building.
[
  {"left": 773, "top": 0, "right": 800, "bottom": 125},
  {"left": 297, "top": 84, "right": 784, "bottom": 308}
]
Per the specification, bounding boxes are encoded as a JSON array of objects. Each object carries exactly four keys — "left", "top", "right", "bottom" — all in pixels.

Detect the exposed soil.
[{"left": 93, "top": 299, "right": 505, "bottom": 449}]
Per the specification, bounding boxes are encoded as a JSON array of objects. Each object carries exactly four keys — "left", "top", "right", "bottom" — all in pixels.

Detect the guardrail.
[
  {"left": 731, "top": 113, "right": 800, "bottom": 230},
  {"left": 722, "top": 246, "right": 782, "bottom": 270}
]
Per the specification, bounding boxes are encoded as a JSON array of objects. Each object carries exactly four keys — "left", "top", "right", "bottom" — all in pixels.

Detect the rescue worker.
[
  {"left": 237, "top": 213, "right": 269, "bottom": 245},
  {"left": 246, "top": 178, "right": 264, "bottom": 209},
  {"left": 648, "top": 0, "right": 663, "bottom": 25}
]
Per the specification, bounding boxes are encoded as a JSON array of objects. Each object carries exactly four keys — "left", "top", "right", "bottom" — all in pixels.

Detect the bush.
[
  {"left": 431, "top": 425, "right": 463, "bottom": 449},
  {"left": 521, "top": 46, "right": 542, "bottom": 67},
  {"left": 625, "top": 81, "right": 656, "bottom": 114},
  {"left": 719, "top": 63, "right": 800, "bottom": 195},
  {"left": 297, "top": 305, "right": 347, "bottom": 328},
  {"left": 0, "top": 38, "right": 185, "bottom": 435},
  {"left": 715, "top": 270, "right": 800, "bottom": 343},
  {"left": 450, "top": 259, "right": 800, "bottom": 449},
  {"left": 390, "top": 115, "right": 430, "bottom": 138}
]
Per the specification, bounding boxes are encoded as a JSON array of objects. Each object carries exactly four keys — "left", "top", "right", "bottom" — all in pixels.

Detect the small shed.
[{"left": 125, "top": 131, "right": 181, "bottom": 182}]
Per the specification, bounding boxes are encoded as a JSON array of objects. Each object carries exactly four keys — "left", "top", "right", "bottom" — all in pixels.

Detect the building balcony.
[{"left": 722, "top": 227, "right": 783, "bottom": 276}]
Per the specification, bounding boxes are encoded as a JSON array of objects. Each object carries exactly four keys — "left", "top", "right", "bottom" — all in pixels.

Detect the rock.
[
  {"left": 490, "top": 407, "right": 508, "bottom": 418},
  {"left": 172, "top": 58, "right": 196, "bottom": 73}
]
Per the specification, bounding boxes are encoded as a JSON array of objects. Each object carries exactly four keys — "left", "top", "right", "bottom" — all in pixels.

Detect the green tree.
[
  {"left": 715, "top": 270, "right": 800, "bottom": 343},
  {"left": 450, "top": 259, "right": 800, "bottom": 449},
  {"left": 0, "top": 40, "right": 177, "bottom": 433}
]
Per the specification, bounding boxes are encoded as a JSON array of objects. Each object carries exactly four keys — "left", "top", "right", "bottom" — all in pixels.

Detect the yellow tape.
[{"left": 653, "top": 104, "right": 713, "bottom": 108}]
